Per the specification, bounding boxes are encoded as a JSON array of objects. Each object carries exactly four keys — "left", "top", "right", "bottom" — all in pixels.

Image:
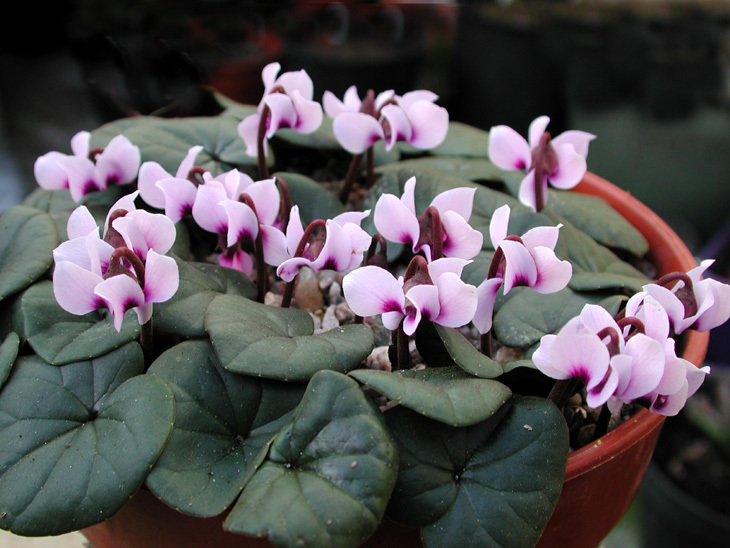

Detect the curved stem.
[
  {"left": 548, "top": 378, "right": 579, "bottom": 411},
  {"left": 395, "top": 322, "right": 411, "bottom": 371},
  {"left": 257, "top": 104, "right": 271, "bottom": 180},
  {"left": 239, "top": 195, "right": 268, "bottom": 303},
  {"left": 338, "top": 153, "right": 364, "bottom": 204},
  {"left": 280, "top": 219, "right": 327, "bottom": 308}
]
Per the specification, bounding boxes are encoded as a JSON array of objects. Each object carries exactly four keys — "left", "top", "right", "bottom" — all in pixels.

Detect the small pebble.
[
  {"left": 366, "top": 346, "right": 391, "bottom": 371},
  {"left": 293, "top": 279, "right": 325, "bottom": 312}
]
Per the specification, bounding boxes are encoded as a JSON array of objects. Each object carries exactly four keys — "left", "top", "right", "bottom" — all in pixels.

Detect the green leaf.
[
  {"left": 154, "top": 257, "right": 257, "bottom": 338},
  {"left": 433, "top": 325, "right": 502, "bottom": 378},
  {"left": 206, "top": 294, "right": 374, "bottom": 381},
  {"left": 493, "top": 287, "right": 611, "bottom": 348},
  {"left": 224, "top": 371, "right": 399, "bottom": 548},
  {"left": 377, "top": 157, "right": 503, "bottom": 182},
  {"left": 386, "top": 396, "right": 568, "bottom": 548},
  {"left": 22, "top": 185, "right": 128, "bottom": 214},
  {"left": 90, "top": 115, "right": 255, "bottom": 176},
  {"left": 0, "top": 344, "right": 174, "bottom": 536},
  {"left": 274, "top": 171, "right": 346, "bottom": 224},
  {"left": 350, "top": 367, "right": 511, "bottom": 427},
  {"left": 146, "top": 340, "right": 304, "bottom": 517},
  {"left": 0, "top": 332, "right": 20, "bottom": 389},
  {"left": 0, "top": 206, "right": 59, "bottom": 301},
  {"left": 276, "top": 116, "right": 341, "bottom": 151},
  {"left": 22, "top": 280, "right": 140, "bottom": 365},
  {"left": 429, "top": 122, "right": 490, "bottom": 158},
  {"left": 545, "top": 190, "right": 649, "bottom": 256}
]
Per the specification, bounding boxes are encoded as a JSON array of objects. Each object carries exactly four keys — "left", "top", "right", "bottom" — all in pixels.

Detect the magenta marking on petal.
[
  {"left": 570, "top": 367, "right": 590, "bottom": 386},
  {"left": 93, "top": 297, "right": 107, "bottom": 310},
  {"left": 106, "top": 174, "right": 120, "bottom": 186},
  {"left": 83, "top": 180, "right": 101, "bottom": 195},
  {"left": 322, "top": 258, "right": 338, "bottom": 270},
  {"left": 180, "top": 204, "right": 193, "bottom": 218},
  {"left": 383, "top": 299, "right": 402, "bottom": 313}
]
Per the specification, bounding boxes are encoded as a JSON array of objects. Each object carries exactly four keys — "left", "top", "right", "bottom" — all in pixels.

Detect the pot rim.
[{"left": 565, "top": 172, "right": 710, "bottom": 480}]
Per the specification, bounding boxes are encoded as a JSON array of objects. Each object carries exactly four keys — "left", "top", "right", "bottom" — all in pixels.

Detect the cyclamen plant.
[{"left": 1, "top": 61, "right": 729, "bottom": 548}]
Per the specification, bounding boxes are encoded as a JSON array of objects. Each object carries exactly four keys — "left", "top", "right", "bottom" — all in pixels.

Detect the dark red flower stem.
[
  {"left": 257, "top": 104, "right": 271, "bottom": 180},
  {"left": 338, "top": 153, "right": 364, "bottom": 204},
  {"left": 395, "top": 322, "right": 411, "bottom": 371},
  {"left": 548, "top": 378, "right": 580, "bottom": 411},
  {"left": 480, "top": 332, "right": 492, "bottom": 359},
  {"left": 280, "top": 219, "right": 326, "bottom": 308},
  {"left": 532, "top": 132, "right": 555, "bottom": 212},
  {"left": 656, "top": 271, "right": 698, "bottom": 318},
  {"left": 239, "top": 195, "right": 268, "bottom": 303},
  {"left": 275, "top": 176, "right": 292, "bottom": 229}
]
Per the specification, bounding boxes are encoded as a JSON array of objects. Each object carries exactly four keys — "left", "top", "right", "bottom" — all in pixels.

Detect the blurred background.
[{"left": 1, "top": 1, "right": 729, "bottom": 547}]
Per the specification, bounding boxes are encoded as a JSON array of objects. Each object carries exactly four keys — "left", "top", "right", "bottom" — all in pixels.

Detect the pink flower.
[
  {"left": 637, "top": 260, "right": 730, "bottom": 334},
  {"left": 34, "top": 131, "right": 141, "bottom": 202},
  {"left": 343, "top": 257, "right": 478, "bottom": 336},
  {"left": 373, "top": 176, "right": 483, "bottom": 262},
  {"left": 325, "top": 86, "right": 449, "bottom": 154},
  {"left": 52, "top": 205, "right": 179, "bottom": 332},
  {"left": 137, "top": 145, "right": 203, "bottom": 222},
  {"left": 274, "top": 209, "right": 372, "bottom": 282},
  {"left": 238, "top": 62, "right": 323, "bottom": 158},
  {"left": 488, "top": 116, "right": 595, "bottom": 210},
  {"left": 472, "top": 204, "right": 572, "bottom": 334}
]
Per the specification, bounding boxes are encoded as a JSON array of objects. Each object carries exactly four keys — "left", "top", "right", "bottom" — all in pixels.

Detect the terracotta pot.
[{"left": 82, "top": 173, "right": 709, "bottom": 548}]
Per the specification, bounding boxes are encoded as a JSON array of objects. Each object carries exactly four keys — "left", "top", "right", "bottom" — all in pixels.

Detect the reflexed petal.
[
  {"left": 549, "top": 144, "right": 587, "bottom": 190},
  {"left": 277, "top": 69, "right": 314, "bottom": 100},
  {"left": 134, "top": 303, "right": 153, "bottom": 327},
  {"left": 342, "top": 266, "right": 405, "bottom": 318},
  {"left": 489, "top": 205, "right": 511, "bottom": 249},
  {"left": 276, "top": 257, "right": 310, "bottom": 283},
  {"left": 192, "top": 182, "right": 229, "bottom": 234},
  {"left": 654, "top": 340, "right": 688, "bottom": 395},
  {"left": 428, "top": 257, "right": 471, "bottom": 280},
  {"left": 70, "top": 131, "right": 91, "bottom": 157},
  {"left": 260, "top": 225, "right": 290, "bottom": 267},
  {"left": 517, "top": 170, "right": 542, "bottom": 211},
  {"left": 382, "top": 311, "right": 405, "bottom": 331},
  {"left": 143, "top": 250, "right": 179, "bottom": 304},
  {"left": 53, "top": 261, "right": 104, "bottom": 316},
  {"left": 532, "top": 334, "right": 568, "bottom": 380},
  {"left": 521, "top": 225, "right": 560, "bottom": 251},
  {"left": 323, "top": 89, "right": 347, "bottom": 118},
  {"left": 578, "top": 303, "right": 622, "bottom": 338},
  {"left": 66, "top": 206, "right": 99, "bottom": 239},
  {"left": 94, "top": 275, "right": 145, "bottom": 332},
  {"left": 586, "top": 367, "right": 619, "bottom": 409},
  {"left": 309, "top": 221, "right": 352, "bottom": 272},
  {"left": 434, "top": 272, "right": 477, "bottom": 328},
  {"left": 332, "top": 210, "right": 370, "bottom": 227},
  {"left": 403, "top": 284, "right": 440, "bottom": 335},
  {"left": 686, "top": 362, "right": 710, "bottom": 398},
  {"left": 500, "top": 239, "right": 538, "bottom": 293},
  {"left": 651, "top": 381, "right": 688, "bottom": 417},
  {"left": 332, "top": 111, "right": 384, "bottom": 154},
  {"left": 290, "top": 90, "right": 323, "bottom": 134},
  {"left": 34, "top": 152, "right": 70, "bottom": 190},
  {"left": 405, "top": 100, "right": 449, "bottom": 150},
  {"left": 373, "top": 193, "right": 419, "bottom": 248},
  {"left": 96, "top": 134, "right": 141, "bottom": 186},
  {"left": 241, "top": 178, "right": 280, "bottom": 226},
  {"left": 531, "top": 246, "right": 572, "bottom": 294},
  {"left": 401, "top": 176, "right": 417, "bottom": 215},
  {"left": 261, "top": 62, "right": 281, "bottom": 93},
  {"left": 220, "top": 200, "right": 259, "bottom": 247},
  {"left": 626, "top": 293, "right": 670, "bottom": 342},
  {"left": 63, "top": 156, "right": 101, "bottom": 202},
  {"left": 693, "top": 277, "right": 730, "bottom": 332},
  {"left": 264, "top": 93, "right": 298, "bottom": 137},
  {"left": 156, "top": 177, "right": 198, "bottom": 223},
  {"left": 137, "top": 161, "right": 170, "bottom": 208},
  {"left": 238, "top": 113, "right": 262, "bottom": 158},
  {"left": 103, "top": 191, "right": 139, "bottom": 236},
  {"left": 115, "top": 210, "right": 176, "bottom": 258},
  {"left": 473, "top": 277, "right": 503, "bottom": 334},
  {"left": 488, "top": 125, "right": 531, "bottom": 171},
  {"left": 374, "top": 90, "right": 395, "bottom": 111},
  {"left": 398, "top": 90, "right": 439, "bottom": 111},
  {"left": 552, "top": 130, "right": 595, "bottom": 158},
  {"left": 381, "top": 104, "right": 412, "bottom": 150},
  {"left": 340, "top": 223, "right": 372, "bottom": 270},
  {"left": 175, "top": 145, "right": 204, "bottom": 179},
  {"left": 528, "top": 116, "right": 550, "bottom": 150},
  {"left": 285, "top": 206, "right": 305, "bottom": 257},
  {"left": 642, "top": 284, "right": 687, "bottom": 333},
  {"left": 429, "top": 186, "right": 475, "bottom": 221},
  {"left": 342, "top": 85, "right": 362, "bottom": 111},
  {"left": 617, "top": 334, "right": 665, "bottom": 400},
  {"left": 440, "top": 211, "right": 483, "bottom": 260}
]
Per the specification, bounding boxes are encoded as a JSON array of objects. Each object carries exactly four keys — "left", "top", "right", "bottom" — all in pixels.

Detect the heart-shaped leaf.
[
  {"left": 23, "top": 185, "right": 128, "bottom": 214},
  {"left": 224, "top": 370, "right": 399, "bottom": 548},
  {"left": 386, "top": 396, "right": 568, "bottom": 548},
  {"left": 22, "top": 280, "right": 140, "bottom": 365},
  {"left": 545, "top": 190, "right": 648, "bottom": 256},
  {"left": 377, "top": 157, "right": 502, "bottom": 182},
  {"left": 90, "top": 115, "right": 254, "bottom": 176},
  {"left": 0, "top": 206, "right": 59, "bottom": 301},
  {"left": 493, "top": 287, "right": 614, "bottom": 349},
  {"left": 206, "top": 294, "right": 374, "bottom": 381},
  {"left": 0, "top": 332, "right": 19, "bottom": 389},
  {"left": 154, "top": 257, "right": 256, "bottom": 338},
  {"left": 146, "top": 340, "right": 305, "bottom": 517},
  {"left": 0, "top": 343, "right": 174, "bottom": 536},
  {"left": 274, "top": 171, "right": 346, "bottom": 225},
  {"left": 433, "top": 325, "right": 502, "bottom": 378},
  {"left": 429, "top": 122, "right": 490, "bottom": 158},
  {"left": 350, "top": 367, "right": 511, "bottom": 427}
]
